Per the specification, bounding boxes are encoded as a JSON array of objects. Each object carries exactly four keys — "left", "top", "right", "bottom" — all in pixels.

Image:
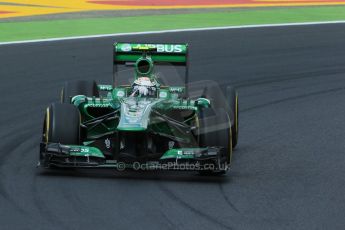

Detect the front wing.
[{"left": 39, "top": 143, "right": 228, "bottom": 171}]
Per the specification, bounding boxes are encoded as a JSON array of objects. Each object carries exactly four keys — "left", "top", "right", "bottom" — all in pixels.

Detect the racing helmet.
[{"left": 131, "top": 57, "right": 158, "bottom": 96}]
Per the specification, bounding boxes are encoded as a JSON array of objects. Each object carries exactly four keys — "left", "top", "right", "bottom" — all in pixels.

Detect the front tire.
[
  {"left": 226, "top": 86, "right": 239, "bottom": 148},
  {"left": 199, "top": 83, "right": 239, "bottom": 149},
  {"left": 40, "top": 103, "right": 81, "bottom": 168},
  {"left": 43, "top": 103, "right": 81, "bottom": 145},
  {"left": 198, "top": 108, "right": 232, "bottom": 175}
]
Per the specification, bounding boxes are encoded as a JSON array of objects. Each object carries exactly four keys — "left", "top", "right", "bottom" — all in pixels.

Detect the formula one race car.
[{"left": 39, "top": 43, "right": 238, "bottom": 175}]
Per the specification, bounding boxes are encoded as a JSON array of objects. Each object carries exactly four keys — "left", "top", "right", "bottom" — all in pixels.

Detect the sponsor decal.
[
  {"left": 70, "top": 147, "right": 81, "bottom": 153},
  {"left": 156, "top": 44, "right": 183, "bottom": 53},
  {"left": 99, "top": 85, "right": 113, "bottom": 91},
  {"left": 129, "top": 44, "right": 184, "bottom": 53},
  {"left": 182, "top": 150, "right": 194, "bottom": 155},
  {"left": 87, "top": 103, "right": 111, "bottom": 108},
  {"left": 125, "top": 116, "right": 141, "bottom": 123},
  {"left": 168, "top": 141, "right": 175, "bottom": 149},
  {"left": 121, "top": 43, "right": 132, "bottom": 52},
  {"left": 132, "top": 44, "right": 156, "bottom": 51},
  {"left": 159, "top": 91, "right": 168, "bottom": 98},
  {"left": 80, "top": 148, "right": 89, "bottom": 153},
  {"left": 172, "top": 105, "right": 197, "bottom": 110},
  {"left": 105, "top": 138, "right": 111, "bottom": 149},
  {"left": 169, "top": 87, "right": 184, "bottom": 93},
  {"left": 116, "top": 90, "right": 125, "bottom": 97}
]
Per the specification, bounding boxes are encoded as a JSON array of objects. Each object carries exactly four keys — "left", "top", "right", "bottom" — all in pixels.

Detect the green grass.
[{"left": 1, "top": 6, "right": 345, "bottom": 42}]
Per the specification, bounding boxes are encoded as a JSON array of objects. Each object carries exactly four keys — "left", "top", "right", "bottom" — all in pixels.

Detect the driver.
[{"left": 131, "top": 76, "right": 158, "bottom": 97}]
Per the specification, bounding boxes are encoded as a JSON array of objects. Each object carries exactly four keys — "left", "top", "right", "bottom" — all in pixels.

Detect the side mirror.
[{"left": 194, "top": 98, "right": 210, "bottom": 108}]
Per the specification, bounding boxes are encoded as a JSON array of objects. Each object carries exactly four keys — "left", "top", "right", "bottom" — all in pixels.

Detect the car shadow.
[{"left": 37, "top": 167, "right": 231, "bottom": 184}]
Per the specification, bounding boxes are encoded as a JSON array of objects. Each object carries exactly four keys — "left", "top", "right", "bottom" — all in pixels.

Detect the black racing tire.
[
  {"left": 200, "top": 83, "right": 225, "bottom": 109},
  {"left": 43, "top": 103, "right": 81, "bottom": 145},
  {"left": 226, "top": 86, "right": 239, "bottom": 148},
  {"left": 197, "top": 83, "right": 239, "bottom": 149},
  {"left": 198, "top": 108, "right": 232, "bottom": 175},
  {"left": 61, "top": 80, "right": 99, "bottom": 103}
]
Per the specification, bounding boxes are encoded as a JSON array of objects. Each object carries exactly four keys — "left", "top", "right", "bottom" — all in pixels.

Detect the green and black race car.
[{"left": 39, "top": 42, "right": 239, "bottom": 175}]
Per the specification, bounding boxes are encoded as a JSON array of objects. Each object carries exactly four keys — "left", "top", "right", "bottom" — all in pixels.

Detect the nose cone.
[{"left": 117, "top": 98, "right": 158, "bottom": 131}]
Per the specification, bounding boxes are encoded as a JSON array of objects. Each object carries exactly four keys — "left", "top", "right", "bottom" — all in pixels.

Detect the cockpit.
[{"left": 130, "top": 56, "right": 160, "bottom": 98}]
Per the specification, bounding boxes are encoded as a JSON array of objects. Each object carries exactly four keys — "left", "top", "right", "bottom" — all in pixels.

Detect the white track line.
[{"left": 1, "top": 20, "right": 345, "bottom": 45}]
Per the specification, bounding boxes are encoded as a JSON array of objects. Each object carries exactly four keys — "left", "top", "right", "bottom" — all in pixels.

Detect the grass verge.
[{"left": 1, "top": 6, "right": 345, "bottom": 42}]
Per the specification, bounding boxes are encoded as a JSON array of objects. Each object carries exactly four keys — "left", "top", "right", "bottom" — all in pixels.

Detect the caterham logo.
[{"left": 121, "top": 44, "right": 132, "bottom": 52}]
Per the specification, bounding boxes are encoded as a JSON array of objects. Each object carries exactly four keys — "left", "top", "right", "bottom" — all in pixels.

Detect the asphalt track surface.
[{"left": 1, "top": 24, "right": 345, "bottom": 230}]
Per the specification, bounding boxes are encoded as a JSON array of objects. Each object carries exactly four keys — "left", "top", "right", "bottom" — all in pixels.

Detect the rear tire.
[
  {"left": 61, "top": 80, "right": 99, "bottom": 103},
  {"left": 198, "top": 108, "right": 232, "bottom": 175}
]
